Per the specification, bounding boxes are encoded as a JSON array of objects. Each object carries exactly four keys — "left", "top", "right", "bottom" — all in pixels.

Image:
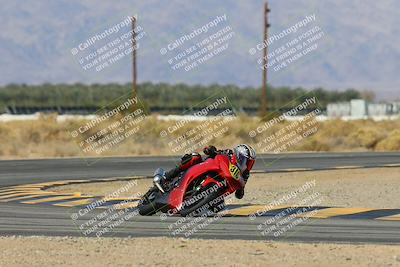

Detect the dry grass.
[
  {"left": 298, "top": 119, "right": 400, "bottom": 152},
  {"left": 0, "top": 115, "right": 399, "bottom": 159}
]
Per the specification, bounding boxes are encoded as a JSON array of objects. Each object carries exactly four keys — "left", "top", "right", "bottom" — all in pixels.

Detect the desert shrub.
[
  {"left": 0, "top": 116, "right": 399, "bottom": 159},
  {"left": 375, "top": 130, "right": 400, "bottom": 151}
]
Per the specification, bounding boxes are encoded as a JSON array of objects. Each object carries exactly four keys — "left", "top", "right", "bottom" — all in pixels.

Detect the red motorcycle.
[{"left": 138, "top": 153, "right": 252, "bottom": 216}]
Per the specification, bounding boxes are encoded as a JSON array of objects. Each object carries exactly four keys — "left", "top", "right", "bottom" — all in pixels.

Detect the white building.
[
  {"left": 392, "top": 102, "right": 400, "bottom": 114},
  {"left": 327, "top": 99, "right": 399, "bottom": 119},
  {"left": 327, "top": 102, "right": 351, "bottom": 118},
  {"left": 350, "top": 99, "right": 368, "bottom": 118},
  {"left": 368, "top": 103, "right": 393, "bottom": 116}
]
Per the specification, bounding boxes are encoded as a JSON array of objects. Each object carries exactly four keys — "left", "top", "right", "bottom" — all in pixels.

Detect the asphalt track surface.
[
  {"left": 1, "top": 152, "right": 400, "bottom": 186},
  {"left": 0, "top": 152, "right": 400, "bottom": 244}
]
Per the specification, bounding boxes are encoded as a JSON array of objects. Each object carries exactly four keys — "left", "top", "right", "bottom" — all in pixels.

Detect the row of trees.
[{"left": 0, "top": 82, "right": 362, "bottom": 112}]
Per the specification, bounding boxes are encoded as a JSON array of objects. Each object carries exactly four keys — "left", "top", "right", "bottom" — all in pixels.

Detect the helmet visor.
[{"left": 236, "top": 150, "right": 249, "bottom": 172}]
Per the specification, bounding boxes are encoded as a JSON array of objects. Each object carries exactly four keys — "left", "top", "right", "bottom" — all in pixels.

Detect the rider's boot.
[
  {"left": 153, "top": 166, "right": 180, "bottom": 192},
  {"left": 155, "top": 153, "right": 202, "bottom": 192}
]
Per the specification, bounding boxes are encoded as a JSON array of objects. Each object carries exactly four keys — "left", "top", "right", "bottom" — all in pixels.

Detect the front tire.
[
  {"left": 180, "top": 185, "right": 223, "bottom": 217},
  {"left": 138, "top": 188, "right": 159, "bottom": 216}
]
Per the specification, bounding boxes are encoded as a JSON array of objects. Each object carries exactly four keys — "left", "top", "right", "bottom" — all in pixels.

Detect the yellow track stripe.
[
  {"left": 0, "top": 190, "right": 72, "bottom": 199},
  {"left": 0, "top": 192, "right": 70, "bottom": 202},
  {"left": 9, "top": 188, "right": 43, "bottom": 191},
  {"left": 53, "top": 198, "right": 95, "bottom": 207},
  {"left": 0, "top": 190, "right": 43, "bottom": 196},
  {"left": 226, "top": 205, "right": 290, "bottom": 216},
  {"left": 297, "top": 208, "right": 374, "bottom": 219},
  {"left": 113, "top": 202, "right": 139, "bottom": 210},
  {"left": 376, "top": 214, "right": 400, "bottom": 221},
  {"left": 0, "top": 194, "right": 50, "bottom": 202},
  {"left": 8, "top": 187, "right": 42, "bottom": 191},
  {"left": 0, "top": 192, "right": 45, "bottom": 200},
  {"left": 0, "top": 188, "right": 24, "bottom": 193},
  {"left": 0, "top": 190, "right": 24, "bottom": 196},
  {"left": 21, "top": 194, "right": 85, "bottom": 204}
]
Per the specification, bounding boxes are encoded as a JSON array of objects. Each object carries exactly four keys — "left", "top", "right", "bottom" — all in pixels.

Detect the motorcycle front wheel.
[
  {"left": 180, "top": 185, "right": 223, "bottom": 217},
  {"left": 137, "top": 187, "right": 159, "bottom": 216}
]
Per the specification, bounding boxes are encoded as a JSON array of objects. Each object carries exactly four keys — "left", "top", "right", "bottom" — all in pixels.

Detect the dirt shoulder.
[
  {"left": 49, "top": 167, "right": 400, "bottom": 208},
  {"left": 15, "top": 168, "right": 400, "bottom": 266},
  {"left": 0, "top": 236, "right": 399, "bottom": 267}
]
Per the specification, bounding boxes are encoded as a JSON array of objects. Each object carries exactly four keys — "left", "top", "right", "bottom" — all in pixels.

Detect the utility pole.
[
  {"left": 260, "top": 2, "right": 270, "bottom": 118},
  {"left": 132, "top": 16, "right": 137, "bottom": 106}
]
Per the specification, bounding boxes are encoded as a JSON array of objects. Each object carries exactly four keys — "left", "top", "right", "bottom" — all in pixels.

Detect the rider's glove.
[
  {"left": 180, "top": 152, "right": 202, "bottom": 170},
  {"left": 181, "top": 153, "right": 193, "bottom": 164},
  {"left": 242, "top": 170, "right": 250, "bottom": 183},
  {"left": 235, "top": 188, "right": 244, "bottom": 199},
  {"left": 203, "top": 145, "right": 217, "bottom": 157}
]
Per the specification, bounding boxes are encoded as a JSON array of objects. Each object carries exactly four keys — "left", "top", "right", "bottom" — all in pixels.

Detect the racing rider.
[{"left": 154, "top": 144, "right": 256, "bottom": 199}]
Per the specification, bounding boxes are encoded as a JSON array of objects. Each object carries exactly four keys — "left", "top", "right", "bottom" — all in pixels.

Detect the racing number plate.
[{"left": 229, "top": 163, "right": 240, "bottom": 180}]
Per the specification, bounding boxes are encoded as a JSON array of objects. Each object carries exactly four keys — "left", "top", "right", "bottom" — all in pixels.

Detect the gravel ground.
[
  {"left": 0, "top": 236, "right": 399, "bottom": 267},
  {"left": 50, "top": 167, "right": 400, "bottom": 208}
]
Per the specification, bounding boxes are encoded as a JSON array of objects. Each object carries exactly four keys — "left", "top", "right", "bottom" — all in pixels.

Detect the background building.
[{"left": 327, "top": 99, "right": 399, "bottom": 119}]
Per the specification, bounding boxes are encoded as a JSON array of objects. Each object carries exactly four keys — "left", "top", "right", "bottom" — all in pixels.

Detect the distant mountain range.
[{"left": 0, "top": 0, "right": 399, "bottom": 99}]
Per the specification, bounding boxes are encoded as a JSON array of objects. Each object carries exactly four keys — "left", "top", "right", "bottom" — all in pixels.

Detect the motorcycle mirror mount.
[{"left": 153, "top": 168, "right": 166, "bottom": 193}]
